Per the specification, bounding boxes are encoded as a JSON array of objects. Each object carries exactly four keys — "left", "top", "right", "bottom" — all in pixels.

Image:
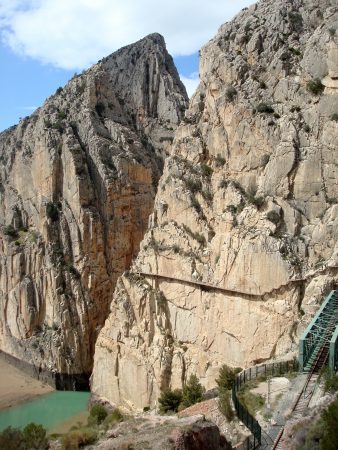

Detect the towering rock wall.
[
  {"left": 0, "top": 33, "right": 188, "bottom": 387},
  {"left": 92, "top": 0, "right": 338, "bottom": 408}
]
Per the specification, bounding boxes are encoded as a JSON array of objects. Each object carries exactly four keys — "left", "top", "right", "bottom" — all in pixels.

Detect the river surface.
[{"left": 0, "top": 391, "right": 90, "bottom": 432}]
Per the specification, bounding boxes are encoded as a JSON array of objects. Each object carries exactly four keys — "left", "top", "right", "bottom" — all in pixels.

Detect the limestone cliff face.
[
  {"left": 92, "top": 0, "right": 338, "bottom": 408},
  {"left": 0, "top": 33, "right": 188, "bottom": 386}
]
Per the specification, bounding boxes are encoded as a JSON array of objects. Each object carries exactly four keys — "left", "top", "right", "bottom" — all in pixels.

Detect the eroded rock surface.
[
  {"left": 0, "top": 33, "right": 188, "bottom": 386},
  {"left": 86, "top": 414, "right": 231, "bottom": 450},
  {"left": 92, "top": 0, "right": 337, "bottom": 408}
]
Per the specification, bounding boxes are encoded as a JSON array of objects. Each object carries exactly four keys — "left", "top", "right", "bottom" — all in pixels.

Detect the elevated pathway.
[
  {"left": 132, "top": 266, "right": 336, "bottom": 298},
  {"left": 299, "top": 290, "right": 338, "bottom": 372}
]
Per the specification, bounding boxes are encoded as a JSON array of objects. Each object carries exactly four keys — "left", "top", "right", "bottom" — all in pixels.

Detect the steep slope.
[
  {"left": 0, "top": 33, "right": 188, "bottom": 387},
  {"left": 92, "top": 0, "right": 338, "bottom": 408}
]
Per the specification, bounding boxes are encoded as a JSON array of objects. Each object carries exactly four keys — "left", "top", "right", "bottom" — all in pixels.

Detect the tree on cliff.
[{"left": 182, "top": 374, "right": 205, "bottom": 408}]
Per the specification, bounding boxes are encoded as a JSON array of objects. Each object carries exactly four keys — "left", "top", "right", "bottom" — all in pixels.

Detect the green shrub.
[
  {"left": 288, "top": 47, "right": 302, "bottom": 56},
  {"left": 185, "top": 178, "right": 202, "bottom": 193},
  {"left": 76, "top": 82, "right": 86, "bottom": 95},
  {"left": 216, "top": 365, "right": 237, "bottom": 390},
  {"left": 55, "top": 87, "right": 63, "bottom": 95},
  {"left": 291, "top": 105, "right": 301, "bottom": 112},
  {"left": 331, "top": 113, "right": 338, "bottom": 121},
  {"left": 218, "top": 389, "right": 234, "bottom": 421},
  {"left": 322, "top": 368, "right": 338, "bottom": 392},
  {"left": 252, "top": 196, "right": 265, "bottom": 208},
  {"left": 23, "top": 423, "right": 48, "bottom": 450},
  {"left": 3, "top": 224, "right": 18, "bottom": 238},
  {"left": 215, "top": 155, "right": 226, "bottom": 167},
  {"left": 256, "top": 103, "right": 274, "bottom": 114},
  {"left": 182, "top": 374, "right": 205, "bottom": 408},
  {"left": 46, "top": 202, "right": 59, "bottom": 221},
  {"left": 61, "top": 427, "right": 97, "bottom": 450},
  {"left": 103, "top": 409, "right": 124, "bottom": 429},
  {"left": 200, "top": 164, "right": 213, "bottom": 178},
  {"left": 0, "top": 426, "right": 25, "bottom": 450},
  {"left": 304, "top": 124, "right": 311, "bottom": 132},
  {"left": 225, "top": 86, "right": 237, "bottom": 102},
  {"left": 288, "top": 11, "right": 303, "bottom": 30},
  {"left": 57, "top": 110, "right": 67, "bottom": 120},
  {"left": 237, "top": 388, "right": 265, "bottom": 415},
  {"left": 158, "top": 389, "right": 183, "bottom": 413},
  {"left": 89, "top": 404, "right": 108, "bottom": 425},
  {"left": 202, "top": 187, "right": 213, "bottom": 203},
  {"left": 52, "top": 121, "right": 64, "bottom": 133},
  {"left": 307, "top": 78, "right": 324, "bottom": 95},
  {"left": 321, "top": 398, "right": 338, "bottom": 450},
  {"left": 259, "top": 81, "right": 267, "bottom": 89},
  {"left": 0, "top": 423, "right": 48, "bottom": 450},
  {"left": 191, "top": 196, "right": 202, "bottom": 214}
]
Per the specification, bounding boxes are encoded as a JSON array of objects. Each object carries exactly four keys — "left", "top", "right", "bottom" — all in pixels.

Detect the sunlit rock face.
[
  {"left": 92, "top": 0, "right": 337, "bottom": 408},
  {"left": 0, "top": 33, "right": 188, "bottom": 387}
]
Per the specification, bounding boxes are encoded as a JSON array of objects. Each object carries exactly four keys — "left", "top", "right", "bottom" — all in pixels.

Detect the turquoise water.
[{"left": 0, "top": 391, "right": 90, "bottom": 432}]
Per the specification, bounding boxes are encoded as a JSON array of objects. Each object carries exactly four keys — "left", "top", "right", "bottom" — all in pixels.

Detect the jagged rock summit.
[
  {"left": 92, "top": 0, "right": 337, "bottom": 409},
  {"left": 0, "top": 33, "right": 188, "bottom": 387}
]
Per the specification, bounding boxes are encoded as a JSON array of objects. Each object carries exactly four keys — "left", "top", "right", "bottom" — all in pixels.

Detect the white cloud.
[
  {"left": 0, "top": 0, "right": 255, "bottom": 70},
  {"left": 180, "top": 72, "right": 200, "bottom": 98},
  {"left": 16, "top": 105, "right": 37, "bottom": 111}
]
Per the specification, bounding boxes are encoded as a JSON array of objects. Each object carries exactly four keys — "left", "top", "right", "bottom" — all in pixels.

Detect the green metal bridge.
[{"left": 299, "top": 290, "right": 338, "bottom": 372}]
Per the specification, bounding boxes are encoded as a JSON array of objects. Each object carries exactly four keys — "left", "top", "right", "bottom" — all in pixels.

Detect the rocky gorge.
[
  {"left": 0, "top": 33, "right": 188, "bottom": 387},
  {"left": 0, "top": 0, "right": 337, "bottom": 426},
  {"left": 91, "top": 0, "right": 338, "bottom": 410}
]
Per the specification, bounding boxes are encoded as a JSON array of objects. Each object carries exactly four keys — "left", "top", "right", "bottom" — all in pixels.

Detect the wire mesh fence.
[{"left": 232, "top": 359, "right": 299, "bottom": 450}]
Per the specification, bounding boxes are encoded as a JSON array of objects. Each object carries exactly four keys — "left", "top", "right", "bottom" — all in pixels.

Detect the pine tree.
[{"left": 182, "top": 374, "right": 204, "bottom": 408}]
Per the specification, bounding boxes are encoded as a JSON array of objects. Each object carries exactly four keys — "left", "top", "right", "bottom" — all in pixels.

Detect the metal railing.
[
  {"left": 299, "top": 290, "right": 338, "bottom": 371},
  {"left": 232, "top": 359, "right": 299, "bottom": 450}
]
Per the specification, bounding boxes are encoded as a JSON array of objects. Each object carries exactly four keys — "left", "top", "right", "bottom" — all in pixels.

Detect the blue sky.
[{"left": 0, "top": 0, "right": 255, "bottom": 132}]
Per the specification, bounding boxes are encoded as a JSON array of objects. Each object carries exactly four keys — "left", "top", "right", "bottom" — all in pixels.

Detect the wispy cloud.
[
  {"left": 0, "top": 0, "right": 256, "bottom": 70},
  {"left": 180, "top": 72, "right": 199, "bottom": 98}
]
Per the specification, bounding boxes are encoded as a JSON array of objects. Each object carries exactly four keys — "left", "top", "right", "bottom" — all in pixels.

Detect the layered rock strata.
[
  {"left": 0, "top": 33, "right": 188, "bottom": 387},
  {"left": 92, "top": 0, "right": 338, "bottom": 407}
]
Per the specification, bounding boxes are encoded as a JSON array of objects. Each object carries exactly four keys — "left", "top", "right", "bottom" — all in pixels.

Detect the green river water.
[{"left": 0, "top": 391, "right": 90, "bottom": 432}]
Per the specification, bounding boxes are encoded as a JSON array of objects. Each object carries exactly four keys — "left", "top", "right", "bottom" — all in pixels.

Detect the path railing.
[{"left": 232, "top": 359, "right": 299, "bottom": 450}]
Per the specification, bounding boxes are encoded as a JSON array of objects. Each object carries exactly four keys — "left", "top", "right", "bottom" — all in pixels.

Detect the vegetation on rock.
[{"left": 0, "top": 423, "right": 48, "bottom": 450}]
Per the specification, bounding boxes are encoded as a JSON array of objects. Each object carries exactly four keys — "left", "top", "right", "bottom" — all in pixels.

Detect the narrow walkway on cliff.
[{"left": 134, "top": 266, "right": 334, "bottom": 298}]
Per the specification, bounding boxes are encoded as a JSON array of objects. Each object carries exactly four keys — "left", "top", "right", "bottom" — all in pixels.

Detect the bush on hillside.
[
  {"left": 89, "top": 404, "right": 108, "bottom": 425},
  {"left": 306, "top": 78, "right": 324, "bottom": 95},
  {"left": 216, "top": 365, "right": 237, "bottom": 391},
  {"left": 158, "top": 389, "right": 183, "bottom": 413},
  {"left": 182, "top": 374, "right": 205, "bottom": 408}
]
